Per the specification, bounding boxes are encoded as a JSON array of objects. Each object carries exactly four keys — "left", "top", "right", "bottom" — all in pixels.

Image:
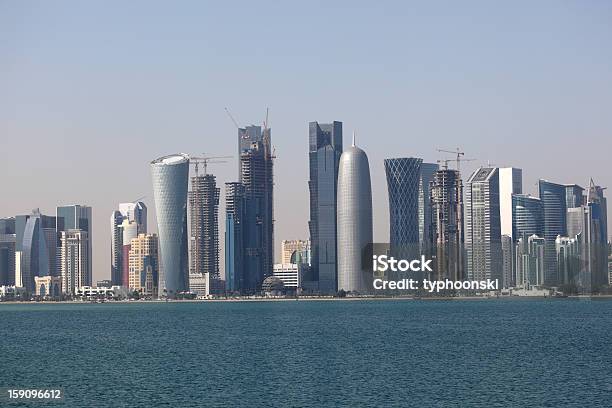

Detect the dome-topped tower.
[{"left": 337, "top": 133, "right": 373, "bottom": 293}]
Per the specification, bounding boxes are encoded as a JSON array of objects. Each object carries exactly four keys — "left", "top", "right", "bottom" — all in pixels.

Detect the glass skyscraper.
[
  {"left": 57, "top": 204, "right": 92, "bottom": 284},
  {"left": 511, "top": 194, "right": 544, "bottom": 241},
  {"left": 538, "top": 180, "right": 567, "bottom": 286},
  {"left": 308, "top": 121, "right": 343, "bottom": 294},
  {"left": 225, "top": 182, "right": 245, "bottom": 293},
  {"left": 384, "top": 157, "right": 422, "bottom": 257},
  {"left": 151, "top": 154, "right": 190, "bottom": 298}
]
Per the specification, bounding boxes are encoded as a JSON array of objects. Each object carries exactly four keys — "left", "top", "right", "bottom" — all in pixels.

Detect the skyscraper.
[
  {"left": 308, "top": 121, "right": 343, "bottom": 294},
  {"left": 538, "top": 180, "right": 567, "bottom": 286},
  {"left": 465, "top": 167, "right": 502, "bottom": 283},
  {"left": 225, "top": 182, "right": 245, "bottom": 293},
  {"left": 189, "top": 174, "right": 220, "bottom": 280},
  {"left": 384, "top": 157, "right": 422, "bottom": 258},
  {"left": 430, "top": 168, "right": 464, "bottom": 280},
  {"left": 501, "top": 235, "right": 513, "bottom": 288},
  {"left": 511, "top": 194, "right": 544, "bottom": 241},
  {"left": 57, "top": 205, "right": 92, "bottom": 283},
  {"left": 111, "top": 201, "right": 147, "bottom": 285},
  {"left": 515, "top": 235, "right": 545, "bottom": 288},
  {"left": 281, "top": 240, "right": 310, "bottom": 265},
  {"left": 151, "top": 154, "right": 190, "bottom": 298},
  {"left": 239, "top": 125, "right": 274, "bottom": 293},
  {"left": 498, "top": 167, "right": 522, "bottom": 238},
  {"left": 565, "top": 184, "right": 585, "bottom": 209},
  {"left": 419, "top": 163, "right": 439, "bottom": 253},
  {"left": 18, "top": 210, "right": 57, "bottom": 292},
  {"left": 337, "top": 136, "right": 373, "bottom": 294},
  {"left": 0, "top": 218, "right": 16, "bottom": 286},
  {"left": 59, "top": 229, "right": 89, "bottom": 294}
]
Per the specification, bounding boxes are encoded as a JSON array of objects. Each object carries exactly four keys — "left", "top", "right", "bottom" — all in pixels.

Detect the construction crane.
[
  {"left": 436, "top": 159, "right": 451, "bottom": 170},
  {"left": 189, "top": 154, "right": 233, "bottom": 176},
  {"left": 437, "top": 147, "right": 476, "bottom": 172},
  {"left": 224, "top": 107, "right": 241, "bottom": 130},
  {"left": 130, "top": 196, "right": 146, "bottom": 203}
]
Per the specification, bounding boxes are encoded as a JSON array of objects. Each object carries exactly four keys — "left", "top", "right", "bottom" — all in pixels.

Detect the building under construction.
[
  {"left": 430, "top": 168, "right": 465, "bottom": 281},
  {"left": 225, "top": 117, "right": 274, "bottom": 295},
  {"left": 189, "top": 173, "right": 220, "bottom": 280}
]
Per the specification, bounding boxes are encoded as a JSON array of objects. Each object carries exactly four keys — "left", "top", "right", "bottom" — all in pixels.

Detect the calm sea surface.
[{"left": 1, "top": 299, "right": 611, "bottom": 407}]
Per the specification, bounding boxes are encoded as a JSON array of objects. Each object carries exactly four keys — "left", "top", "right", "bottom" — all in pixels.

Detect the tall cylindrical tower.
[
  {"left": 337, "top": 136, "right": 373, "bottom": 293},
  {"left": 151, "top": 154, "right": 190, "bottom": 298}
]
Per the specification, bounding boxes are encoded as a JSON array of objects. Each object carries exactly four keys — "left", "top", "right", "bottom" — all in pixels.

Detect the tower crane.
[
  {"left": 437, "top": 148, "right": 476, "bottom": 172},
  {"left": 189, "top": 154, "right": 233, "bottom": 176}
]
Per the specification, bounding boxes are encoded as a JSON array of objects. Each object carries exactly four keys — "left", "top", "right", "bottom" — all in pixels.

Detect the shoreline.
[{"left": 1, "top": 294, "right": 612, "bottom": 305}]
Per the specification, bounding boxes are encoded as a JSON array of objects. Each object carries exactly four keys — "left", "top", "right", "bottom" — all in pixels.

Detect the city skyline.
[{"left": 2, "top": 1, "right": 612, "bottom": 282}]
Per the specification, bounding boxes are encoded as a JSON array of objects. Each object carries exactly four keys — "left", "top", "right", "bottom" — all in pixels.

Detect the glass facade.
[
  {"left": 384, "top": 158, "right": 422, "bottom": 257},
  {"left": 151, "top": 154, "right": 190, "bottom": 297},
  {"left": 512, "top": 194, "right": 544, "bottom": 241},
  {"left": 56, "top": 205, "right": 92, "bottom": 283},
  {"left": 308, "top": 121, "right": 342, "bottom": 294},
  {"left": 538, "top": 180, "right": 567, "bottom": 286}
]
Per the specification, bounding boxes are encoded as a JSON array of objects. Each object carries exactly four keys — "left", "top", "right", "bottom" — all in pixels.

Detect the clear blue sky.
[{"left": 1, "top": 0, "right": 611, "bottom": 281}]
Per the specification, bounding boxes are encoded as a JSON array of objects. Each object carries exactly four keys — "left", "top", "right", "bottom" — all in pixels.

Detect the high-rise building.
[
  {"left": 556, "top": 236, "right": 579, "bottom": 285},
  {"left": 121, "top": 219, "right": 138, "bottom": 287},
  {"left": 230, "top": 124, "right": 274, "bottom": 294},
  {"left": 308, "top": 121, "right": 343, "bottom": 294},
  {"left": 430, "top": 168, "right": 464, "bottom": 280},
  {"left": 57, "top": 205, "right": 92, "bottom": 283},
  {"left": 337, "top": 136, "right": 373, "bottom": 294},
  {"left": 0, "top": 218, "right": 16, "bottom": 286},
  {"left": 189, "top": 174, "right": 220, "bottom": 280},
  {"left": 59, "top": 229, "right": 89, "bottom": 294},
  {"left": 225, "top": 182, "right": 245, "bottom": 293},
  {"left": 586, "top": 180, "right": 608, "bottom": 286},
  {"left": 499, "top": 168, "right": 522, "bottom": 238},
  {"left": 151, "top": 154, "right": 190, "bottom": 298},
  {"left": 419, "top": 163, "right": 439, "bottom": 253},
  {"left": 515, "top": 234, "right": 545, "bottom": 288},
  {"left": 565, "top": 184, "right": 585, "bottom": 209},
  {"left": 538, "top": 180, "right": 568, "bottom": 286},
  {"left": 384, "top": 157, "right": 422, "bottom": 258},
  {"left": 281, "top": 240, "right": 310, "bottom": 265},
  {"left": 501, "top": 235, "right": 513, "bottom": 288},
  {"left": 465, "top": 167, "right": 502, "bottom": 283},
  {"left": 512, "top": 194, "right": 544, "bottom": 241},
  {"left": 18, "top": 210, "right": 57, "bottom": 292},
  {"left": 128, "top": 233, "right": 159, "bottom": 296},
  {"left": 110, "top": 201, "right": 147, "bottom": 286}
]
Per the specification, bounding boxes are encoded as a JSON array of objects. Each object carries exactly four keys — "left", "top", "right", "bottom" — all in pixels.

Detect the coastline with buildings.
[{"left": 1, "top": 118, "right": 610, "bottom": 302}]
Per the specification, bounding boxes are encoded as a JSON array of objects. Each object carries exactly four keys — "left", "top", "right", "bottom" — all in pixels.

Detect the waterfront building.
[
  {"left": 111, "top": 201, "right": 147, "bottom": 286},
  {"left": 225, "top": 182, "right": 245, "bottom": 293},
  {"left": 128, "top": 233, "right": 159, "bottom": 296},
  {"left": 538, "top": 180, "right": 567, "bottom": 286},
  {"left": 556, "top": 236, "right": 579, "bottom": 285},
  {"left": 501, "top": 235, "right": 513, "bottom": 288},
  {"left": 384, "top": 157, "right": 422, "bottom": 258},
  {"left": 19, "top": 210, "right": 56, "bottom": 292},
  {"left": 499, "top": 168, "right": 522, "bottom": 239},
  {"left": 121, "top": 219, "right": 138, "bottom": 287},
  {"left": 34, "top": 275, "right": 61, "bottom": 298},
  {"left": 512, "top": 194, "right": 544, "bottom": 242},
  {"left": 337, "top": 135, "right": 373, "bottom": 294},
  {"left": 515, "top": 234, "right": 545, "bottom": 288},
  {"left": 59, "top": 229, "right": 89, "bottom": 294},
  {"left": 465, "top": 167, "right": 502, "bottom": 283},
  {"left": 238, "top": 124, "right": 274, "bottom": 294},
  {"left": 0, "top": 218, "right": 16, "bottom": 286},
  {"left": 57, "top": 205, "right": 92, "bottom": 283},
  {"left": 419, "top": 163, "right": 439, "bottom": 254},
  {"left": 273, "top": 263, "right": 300, "bottom": 288},
  {"left": 430, "top": 168, "right": 464, "bottom": 280},
  {"left": 189, "top": 173, "right": 220, "bottom": 281},
  {"left": 189, "top": 272, "right": 209, "bottom": 297},
  {"left": 151, "top": 154, "right": 190, "bottom": 298},
  {"left": 308, "top": 121, "right": 343, "bottom": 294}
]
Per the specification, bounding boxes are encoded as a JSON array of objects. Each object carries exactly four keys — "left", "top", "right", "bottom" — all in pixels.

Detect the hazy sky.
[{"left": 1, "top": 1, "right": 611, "bottom": 282}]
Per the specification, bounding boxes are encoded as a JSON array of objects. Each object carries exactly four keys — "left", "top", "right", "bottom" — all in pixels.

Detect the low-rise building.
[
  {"left": 273, "top": 263, "right": 299, "bottom": 288},
  {"left": 34, "top": 275, "right": 62, "bottom": 298}
]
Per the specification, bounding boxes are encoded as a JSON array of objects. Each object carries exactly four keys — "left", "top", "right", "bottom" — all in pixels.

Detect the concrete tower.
[{"left": 337, "top": 133, "right": 373, "bottom": 294}]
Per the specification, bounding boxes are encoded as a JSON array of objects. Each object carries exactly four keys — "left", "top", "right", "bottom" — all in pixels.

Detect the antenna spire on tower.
[{"left": 352, "top": 131, "right": 356, "bottom": 147}]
